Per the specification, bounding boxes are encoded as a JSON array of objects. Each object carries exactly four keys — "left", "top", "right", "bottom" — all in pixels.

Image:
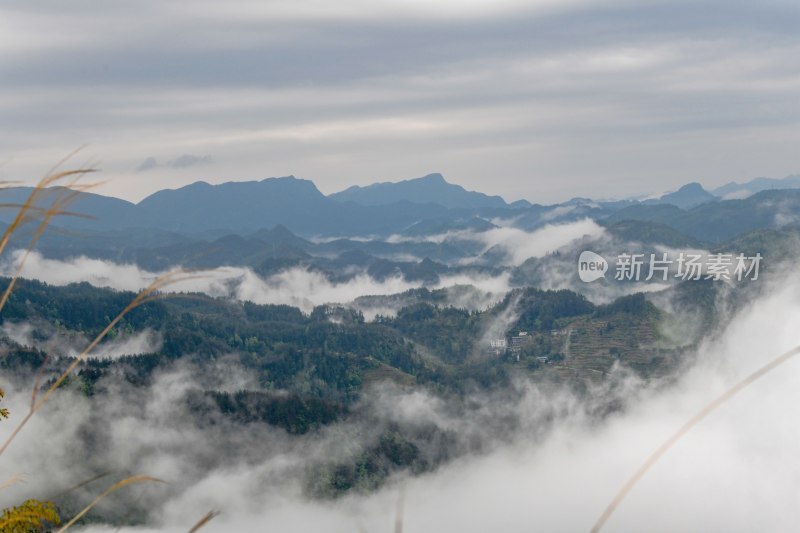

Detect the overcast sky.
[{"left": 2, "top": 0, "right": 799, "bottom": 204}]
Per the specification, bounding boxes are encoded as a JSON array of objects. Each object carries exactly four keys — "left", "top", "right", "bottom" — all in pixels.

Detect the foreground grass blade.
[
  {"left": 56, "top": 476, "right": 165, "bottom": 532},
  {"left": 0, "top": 474, "right": 25, "bottom": 491},
  {"left": 0, "top": 270, "right": 206, "bottom": 459},
  {"left": 49, "top": 471, "right": 113, "bottom": 500},
  {"left": 394, "top": 485, "right": 405, "bottom": 533},
  {"left": 590, "top": 344, "right": 800, "bottom": 532},
  {"left": 187, "top": 510, "right": 221, "bottom": 533}
]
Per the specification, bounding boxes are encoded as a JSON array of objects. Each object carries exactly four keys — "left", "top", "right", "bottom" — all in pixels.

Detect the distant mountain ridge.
[
  {"left": 329, "top": 173, "right": 508, "bottom": 209},
  {"left": 3, "top": 171, "right": 800, "bottom": 244},
  {"left": 712, "top": 174, "right": 800, "bottom": 199},
  {"left": 606, "top": 189, "right": 800, "bottom": 242},
  {"left": 0, "top": 176, "right": 449, "bottom": 237}
]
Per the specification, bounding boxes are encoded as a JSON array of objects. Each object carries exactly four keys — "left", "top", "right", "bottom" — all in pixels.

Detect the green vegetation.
[
  {"left": 0, "top": 499, "right": 61, "bottom": 532},
  {"left": 1, "top": 278, "right": 684, "bottom": 437}
]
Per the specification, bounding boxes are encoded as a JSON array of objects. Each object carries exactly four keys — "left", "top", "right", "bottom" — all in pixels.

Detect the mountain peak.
[
  {"left": 653, "top": 182, "right": 716, "bottom": 209},
  {"left": 417, "top": 173, "right": 446, "bottom": 183},
  {"left": 185, "top": 180, "right": 212, "bottom": 189},
  {"left": 329, "top": 173, "right": 507, "bottom": 209},
  {"left": 676, "top": 182, "right": 705, "bottom": 192},
  {"left": 261, "top": 174, "right": 297, "bottom": 182}
]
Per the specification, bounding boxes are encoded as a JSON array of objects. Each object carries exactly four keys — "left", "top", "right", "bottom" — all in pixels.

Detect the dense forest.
[{"left": 0, "top": 276, "right": 696, "bottom": 500}]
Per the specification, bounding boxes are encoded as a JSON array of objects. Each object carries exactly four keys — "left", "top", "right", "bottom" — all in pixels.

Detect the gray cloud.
[
  {"left": 170, "top": 154, "right": 212, "bottom": 169},
  {"left": 136, "top": 154, "right": 212, "bottom": 172},
  {"left": 136, "top": 156, "right": 158, "bottom": 172},
  {"left": 1, "top": 1, "right": 799, "bottom": 203}
]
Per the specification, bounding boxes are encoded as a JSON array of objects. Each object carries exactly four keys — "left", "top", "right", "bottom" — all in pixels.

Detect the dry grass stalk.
[
  {"left": 186, "top": 510, "right": 221, "bottom": 533},
  {"left": 0, "top": 269, "right": 205, "bottom": 459},
  {"left": 0, "top": 160, "right": 211, "bottom": 530},
  {"left": 0, "top": 169, "right": 100, "bottom": 312},
  {"left": 591, "top": 344, "right": 800, "bottom": 532},
  {"left": 0, "top": 473, "right": 25, "bottom": 491},
  {"left": 55, "top": 475, "right": 165, "bottom": 532}
]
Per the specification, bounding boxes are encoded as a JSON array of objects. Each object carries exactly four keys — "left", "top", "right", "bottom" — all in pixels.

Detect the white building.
[{"left": 488, "top": 338, "right": 507, "bottom": 356}]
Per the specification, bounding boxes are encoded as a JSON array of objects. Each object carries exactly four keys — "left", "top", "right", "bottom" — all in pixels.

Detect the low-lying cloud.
[
  {"left": 474, "top": 218, "right": 604, "bottom": 265},
  {"left": 1, "top": 320, "right": 161, "bottom": 360},
  {"left": 387, "top": 218, "right": 605, "bottom": 266},
  {"left": 2, "top": 269, "right": 800, "bottom": 531},
  {"left": 2, "top": 251, "right": 512, "bottom": 314}
]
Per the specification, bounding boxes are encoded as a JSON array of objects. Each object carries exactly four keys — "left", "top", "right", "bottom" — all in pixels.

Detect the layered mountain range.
[
  {"left": 3, "top": 171, "right": 800, "bottom": 239},
  {"left": 2, "top": 171, "right": 800, "bottom": 279}
]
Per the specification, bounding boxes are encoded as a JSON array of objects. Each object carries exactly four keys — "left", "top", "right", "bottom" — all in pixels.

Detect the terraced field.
[{"left": 534, "top": 311, "right": 684, "bottom": 384}]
